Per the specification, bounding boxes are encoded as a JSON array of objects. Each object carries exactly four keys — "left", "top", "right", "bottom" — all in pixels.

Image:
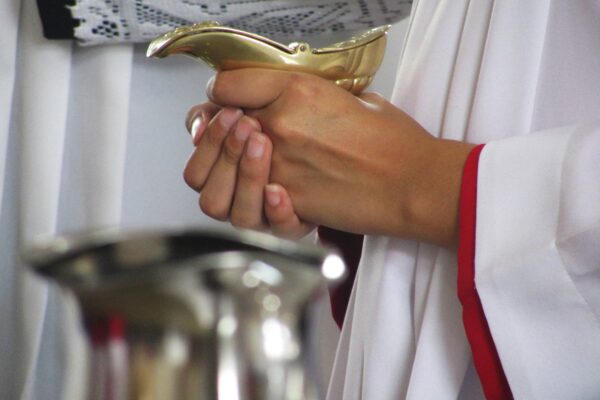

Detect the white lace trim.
[{"left": 70, "top": 0, "right": 412, "bottom": 45}]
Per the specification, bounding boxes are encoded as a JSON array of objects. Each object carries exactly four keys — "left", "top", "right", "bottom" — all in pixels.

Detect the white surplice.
[{"left": 328, "top": 1, "right": 600, "bottom": 399}]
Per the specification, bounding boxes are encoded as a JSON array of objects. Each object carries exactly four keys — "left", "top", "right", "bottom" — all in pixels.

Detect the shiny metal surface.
[
  {"left": 146, "top": 22, "right": 390, "bottom": 94},
  {"left": 27, "top": 228, "right": 345, "bottom": 400}
]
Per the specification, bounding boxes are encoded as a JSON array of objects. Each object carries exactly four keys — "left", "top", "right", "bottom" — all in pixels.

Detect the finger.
[
  {"left": 264, "top": 184, "right": 315, "bottom": 239},
  {"left": 199, "top": 116, "right": 261, "bottom": 221},
  {"left": 185, "top": 102, "right": 222, "bottom": 145},
  {"left": 229, "top": 132, "right": 273, "bottom": 230},
  {"left": 183, "top": 107, "right": 243, "bottom": 192},
  {"left": 207, "top": 69, "right": 300, "bottom": 109}
]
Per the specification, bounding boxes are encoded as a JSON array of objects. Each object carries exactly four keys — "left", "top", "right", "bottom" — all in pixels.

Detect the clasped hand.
[{"left": 183, "top": 69, "right": 474, "bottom": 247}]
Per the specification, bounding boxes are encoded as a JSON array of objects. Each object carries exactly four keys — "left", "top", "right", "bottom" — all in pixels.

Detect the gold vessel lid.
[{"left": 147, "top": 22, "right": 390, "bottom": 94}]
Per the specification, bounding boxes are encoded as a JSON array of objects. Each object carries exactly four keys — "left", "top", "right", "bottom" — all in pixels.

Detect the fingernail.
[
  {"left": 190, "top": 116, "right": 203, "bottom": 144},
  {"left": 234, "top": 120, "right": 252, "bottom": 142},
  {"left": 247, "top": 134, "right": 266, "bottom": 159},
  {"left": 219, "top": 108, "right": 243, "bottom": 131},
  {"left": 265, "top": 185, "right": 281, "bottom": 207},
  {"left": 206, "top": 76, "right": 216, "bottom": 99}
]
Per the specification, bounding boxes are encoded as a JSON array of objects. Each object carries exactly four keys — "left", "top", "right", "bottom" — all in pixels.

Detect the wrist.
[{"left": 403, "top": 138, "right": 476, "bottom": 248}]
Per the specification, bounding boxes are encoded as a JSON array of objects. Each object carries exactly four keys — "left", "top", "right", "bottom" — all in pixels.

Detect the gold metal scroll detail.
[{"left": 147, "top": 22, "right": 390, "bottom": 94}]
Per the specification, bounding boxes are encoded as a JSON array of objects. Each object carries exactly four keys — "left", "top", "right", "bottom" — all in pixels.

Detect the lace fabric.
[{"left": 70, "top": 0, "right": 413, "bottom": 45}]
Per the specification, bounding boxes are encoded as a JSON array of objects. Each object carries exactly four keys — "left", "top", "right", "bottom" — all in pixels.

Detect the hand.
[
  {"left": 183, "top": 102, "right": 314, "bottom": 239},
  {"left": 207, "top": 70, "right": 475, "bottom": 247}
]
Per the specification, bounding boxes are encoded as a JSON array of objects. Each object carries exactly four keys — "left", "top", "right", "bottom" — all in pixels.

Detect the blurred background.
[{"left": 0, "top": 1, "right": 407, "bottom": 397}]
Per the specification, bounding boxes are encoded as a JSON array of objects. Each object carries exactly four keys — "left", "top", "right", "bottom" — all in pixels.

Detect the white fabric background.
[
  {"left": 0, "top": 1, "right": 407, "bottom": 398},
  {"left": 328, "top": 1, "right": 600, "bottom": 399}
]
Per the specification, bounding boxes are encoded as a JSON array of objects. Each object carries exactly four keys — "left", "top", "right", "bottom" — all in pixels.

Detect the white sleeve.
[
  {"left": 475, "top": 122, "right": 600, "bottom": 399},
  {"left": 68, "top": 0, "right": 413, "bottom": 45}
]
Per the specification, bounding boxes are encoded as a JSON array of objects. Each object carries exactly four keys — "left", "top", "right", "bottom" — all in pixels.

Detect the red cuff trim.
[{"left": 457, "top": 144, "right": 513, "bottom": 400}]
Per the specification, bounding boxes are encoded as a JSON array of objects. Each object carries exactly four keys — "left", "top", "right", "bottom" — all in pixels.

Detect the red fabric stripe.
[
  {"left": 457, "top": 144, "right": 513, "bottom": 400},
  {"left": 108, "top": 315, "right": 126, "bottom": 340},
  {"left": 318, "top": 226, "right": 363, "bottom": 329}
]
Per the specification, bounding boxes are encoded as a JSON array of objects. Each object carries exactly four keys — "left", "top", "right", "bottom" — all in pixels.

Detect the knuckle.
[
  {"left": 199, "top": 194, "right": 229, "bottom": 221},
  {"left": 230, "top": 213, "right": 262, "bottom": 231},
  {"left": 370, "top": 92, "right": 384, "bottom": 102},
  {"left": 288, "top": 74, "right": 306, "bottom": 95},
  {"left": 361, "top": 92, "right": 385, "bottom": 105},
  {"left": 269, "top": 116, "right": 301, "bottom": 142},
  {"left": 288, "top": 72, "right": 310, "bottom": 86},
  {"left": 183, "top": 166, "right": 205, "bottom": 192},
  {"left": 238, "top": 160, "right": 263, "bottom": 182},
  {"left": 222, "top": 137, "right": 243, "bottom": 166},
  {"left": 205, "top": 122, "right": 227, "bottom": 147},
  {"left": 288, "top": 73, "right": 318, "bottom": 99},
  {"left": 269, "top": 113, "right": 288, "bottom": 134}
]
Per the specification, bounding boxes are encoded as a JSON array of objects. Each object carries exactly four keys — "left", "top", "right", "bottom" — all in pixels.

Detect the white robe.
[{"left": 328, "top": 1, "right": 600, "bottom": 399}]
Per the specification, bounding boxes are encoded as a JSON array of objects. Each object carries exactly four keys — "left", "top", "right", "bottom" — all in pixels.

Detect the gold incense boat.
[{"left": 147, "top": 22, "right": 390, "bottom": 94}]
